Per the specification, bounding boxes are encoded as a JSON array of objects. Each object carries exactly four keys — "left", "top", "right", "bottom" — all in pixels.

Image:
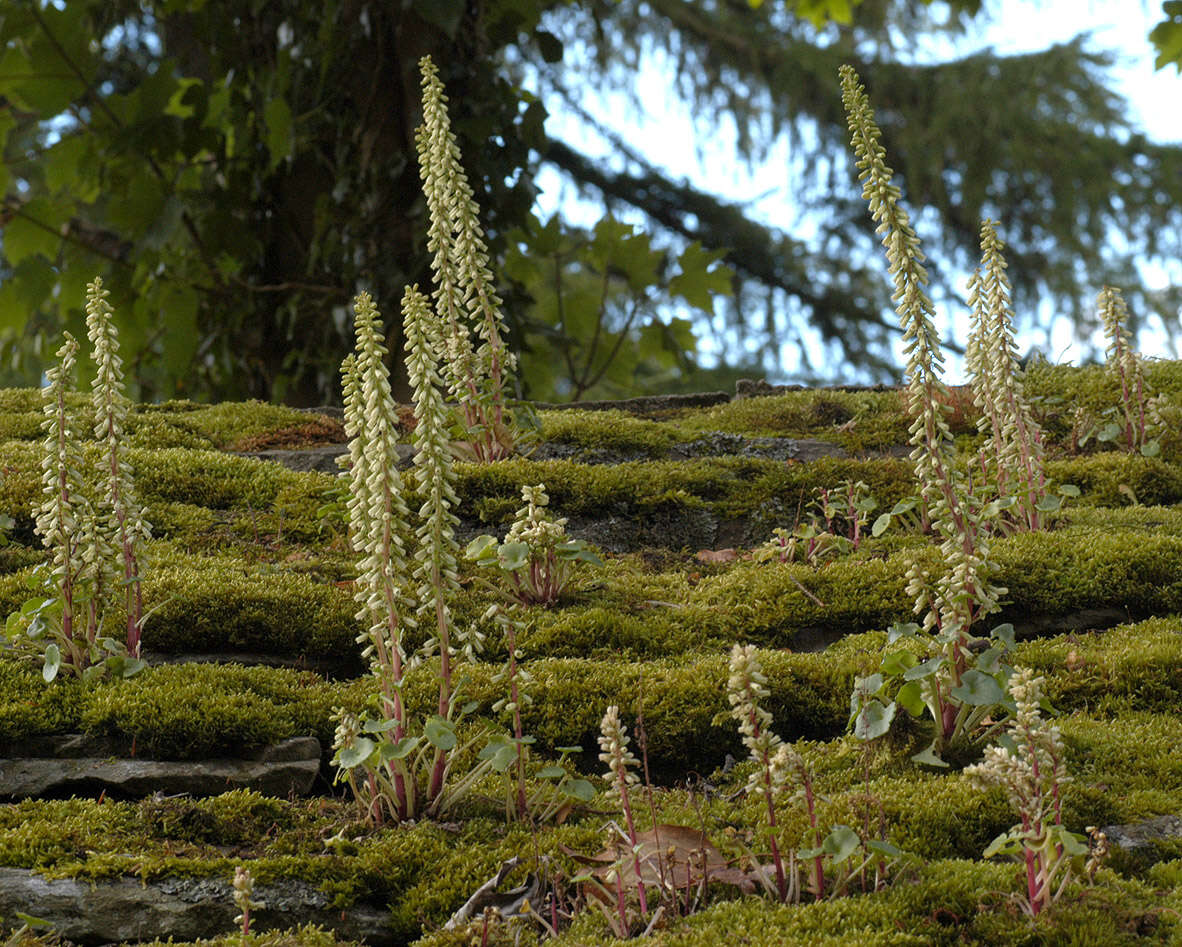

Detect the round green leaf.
[
  {"left": 895, "top": 679, "right": 926, "bottom": 717},
  {"left": 498, "top": 542, "right": 529, "bottom": 571},
  {"left": 910, "top": 742, "right": 949, "bottom": 768},
  {"left": 42, "top": 643, "right": 61, "bottom": 682},
  {"left": 854, "top": 698, "right": 896, "bottom": 741},
  {"left": 382, "top": 735, "right": 421, "bottom": 761},
  {"left": 424, "top": 716, "right": 457, "bottom": 751},
  {"left": 564, "top": 778, "right": 596, "bottom": 802},
  {"left": 902, "top": 655, "right": 944, "bottom": 681},
  {"left": 950, "top": 669, "right": 1005, "bottom": 706},
  {"left": 879, "top": 649, "right": 917, "bottom": 676},
  {"left": 821, "top": 825, "right": 861, "bottom": 864}
]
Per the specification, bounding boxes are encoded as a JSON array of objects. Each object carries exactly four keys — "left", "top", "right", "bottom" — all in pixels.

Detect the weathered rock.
[
  {"left": 0, "top": 867, "right": 395, "bottom": 945},
  {"left": 534, "top": 391, "right": 731, "bottom": 414},
  {"left": 1102, "top": 814, "right": 1182, "bottom": 864},
  {"left": 670, "top": 433, "right": 846, "bottom": 463},
  {"left": 734, "top": 379, "right": 896, "bottom": 399},
  {"left": 0, "top": 737, "right": 321, "bottom": 800},
  {"left": 237, "top": 442, "right": 357, "bottom": 473},
  {"left": 140, "top": 648, "right": 357, "bottom": 679},
  {"left": 244, "top": 433, "right": 845, "bottom": 474}
]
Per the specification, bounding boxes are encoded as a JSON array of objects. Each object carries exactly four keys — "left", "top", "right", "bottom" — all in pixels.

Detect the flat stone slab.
[
  {"left": 1102, "top": 814, "right": 1182, "bottom": 859},
  {"left": 0, "top": 736, "right": 321, "bottom": 800},
  {"left": 0, "top": 868, "right": 394, "bottom": 944},
  {"left": 240, "top": 434, "right": 846, "bottom": 476}
]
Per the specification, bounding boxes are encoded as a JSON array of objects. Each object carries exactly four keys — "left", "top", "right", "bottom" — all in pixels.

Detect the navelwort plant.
[
  {"left": 463, "top": 484, "right": 599, "bottom": 821},
  {"left": 758, "top": 479, "right": 876, "bottom": 567},
  {"left": 597, "top": 704, "right": 651, "bottom": 929},
  {"left": 727, "top": 644, "right": 907, "bottom": 904},
  {"left": 231, "top": 865, "right": 264, "bottom": 938},
  {"left": 1096, "top": 285, "right": 1162, "bottom": 456},
  {"left": 966, "top": 221, "right": 1073, "bottom": 532},
  {"left": 331, "top": 290, "right": 492, "bottom": 824},
  {"left": 840, "top": 66, "right": 1014, "bottom": 765},
  {"left": 417, "top": 55, "right": 532, "bottom": 462},
  {"left": 4, "top": 279, "right": 151, "bottom": 682},
  {"left": 965, "top": 667, "right": 1094, "bottom": 917},
  {"left": 466, "top": 483, "right": 602, "bottom": 607}
]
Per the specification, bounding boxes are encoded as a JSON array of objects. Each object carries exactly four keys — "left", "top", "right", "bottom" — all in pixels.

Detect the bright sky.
[{"left": 533, "top": 0, "right": 1182, "bottom": 385}]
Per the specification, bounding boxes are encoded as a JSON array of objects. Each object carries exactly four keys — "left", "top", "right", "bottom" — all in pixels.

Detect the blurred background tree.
[{"left": 0, "top": 0, "right": 1179, "bottom": 404}]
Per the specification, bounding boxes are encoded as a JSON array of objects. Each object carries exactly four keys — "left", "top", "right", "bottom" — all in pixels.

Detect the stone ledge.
[
  {"left": 0, "top": 867, "right": 394, "bottom": 944},
  {"left": 0, "top": 737, "right": 321, "bottom": 800}
]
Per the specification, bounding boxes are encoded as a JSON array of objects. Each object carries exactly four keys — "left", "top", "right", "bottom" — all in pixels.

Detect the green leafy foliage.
[
  {"left": 1151, "top": 1, "right": 1182, "bottom": 71},
  {"left": 505, "top": 214, "right": 731, "bottom": 401}
]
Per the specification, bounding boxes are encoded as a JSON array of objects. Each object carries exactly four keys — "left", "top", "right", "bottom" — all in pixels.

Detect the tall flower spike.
[
  {"left": 839, "top": 66, "right": 958, "bottom": 535},
  {"left": 505, "top": 483, "right": 567, "bottom": 548},
  {"left": 36, "top": 333, "right": 88, "bottom": 650},
  {"left": 727, "top": 644, "right": 785, "bottom": 798},
  {"left": 598, "top": 704, "right": 640, "bottom": 806},
  {"left": 404, "top": 282, "right": 467, "bottom": 805},
  {"left": 966, "top": 222, "right": 1047, "bottom": 529},
  {"left": 966, "top": 667, "right": 1073, "bottom": 915},
  {"left": 416, "top": 58, "right": 476, "bottom": 408},
  {"left": 349, "top": 292, "right": 415, "bottom": 711},
  {"left": 1098, "top": 286, "right": 1151, "bottom": 453},
  {"left": 417, "top": 55, "right": 516, "bottom": 461},
  {"left": 403, "top": 283, "right": 462, "bottom": 652},
  {"left": 727, "top": 643, "right": 792, "bottom": 901},
  {"left": 840, "top": 65, "right": 1002, "bottom": 642},
  {"left": 87, "top": 278, "right": 151, "bottom": 657}
]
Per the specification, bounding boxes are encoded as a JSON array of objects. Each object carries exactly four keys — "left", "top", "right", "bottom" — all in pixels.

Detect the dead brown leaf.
[
  {"left": 580, "top": 824, "right": 755, "bottom": 901},
  {"left": 695, "top": 548, "right": 739, "bottom": 564}
]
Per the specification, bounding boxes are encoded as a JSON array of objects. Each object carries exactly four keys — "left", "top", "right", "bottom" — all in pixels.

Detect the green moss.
[
  {"left": 0, "top": 410, "right": 43, "bottom": 441},
  {"left": 1047, "top": 453, "right": 1182, "bottom": 507},
  {"left": 996, "top": 527, "right": 1182, "bottom": 618},
  {"left": 125, "top": 411, "right": 216, "bottom": 450},
  {"left": 139, "top": 789, "right": 296, "bottom": 846},
  {"left": 79, "top": 663, "right": 339, "bottom": 759},
  {"left": 131, "top": 926, "right": 363, "bottom": 947},
  {"left": 539, "top": 859, "right": 1178, "bottom": 946},
  {"left": 455, "top": 455, "right": 916, "bottom": 529},
  {"left": 539, "top": 408, "right": 683, "bottom": 455},
  {"left": 1017, "top": 619, "right": 1182, "bottom": 714},
  {"left": 0, "top": 660, "right": 86, "bottom": 745},
  {"left": 146, "top": 500, "right": 219, "bottom": 541},
  {"left": 0, "top": 388, "right": 47, "bottom": 413},
  {"left": 680, "top": 389, "right": 913, "bottom": 448},
  {"left": 1062, "top": 504, "right": 1182, "bottom": 534},
  {"left": 165, "top": 400, "right": 329, "bottom": 450},
  {"left": 0, "top": 440, "right": 41, "bottom": 519},
  {"left": 134, "top": 447, "right": 295, "bottom": 509},
  {"left": 136, "top": 555, "right": 359, "bottom": 661}
]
